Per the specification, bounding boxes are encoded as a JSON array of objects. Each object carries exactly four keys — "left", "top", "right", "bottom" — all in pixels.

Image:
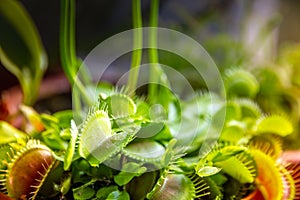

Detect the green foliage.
[
  {"left": 254, "top": 115, "right": 293, "bottom": 136},
  {"left": 73, "top": 186, "right": 95, "bottom": 200},
  {"left": 113, "top": 162, "right": 147, "bottom": 186},
  {"left": 106, "top": 190, "right": 130, "bottom": 200},
  {"left": 96, "top": 186, "right": 118, "bottom": 200},
  {"left": 125, "top": 171, "right": 159, "bottom": 200},
  {"left": 63, "top": 120, "right": 78, "bottom": 170},
  {"left": 0, "top": 121, "right": 27, "bottom": 144},
  {"left": 196, "top": 166, "right": 221, "bottom": 177}
]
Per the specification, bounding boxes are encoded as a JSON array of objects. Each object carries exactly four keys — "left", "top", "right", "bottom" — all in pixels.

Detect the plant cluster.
[
  {"left": 1, "top": 0, "right": 300, "bottom": 200},
  {"left": 1, "top": 68, "right": 300, "bottom": 199}
]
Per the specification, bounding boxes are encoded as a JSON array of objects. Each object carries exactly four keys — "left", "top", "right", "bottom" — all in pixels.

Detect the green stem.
[
  {"left": 20, "top": 72, "right": 36, "bottom": 105},
  {"left": 69, "top": 1, "right": 91, "bottom": 86},
  {"left": 148, "top": 0, "right": 160, "bottom": 101},
  {"left": 60, "top": 0, "right": 73, "bottom": 83},
  {"left": 60, "top": 0, "right": 92, "bottom": 106},
  {"left": 127, "top": 0, "right": 143, "bottom": 95}
]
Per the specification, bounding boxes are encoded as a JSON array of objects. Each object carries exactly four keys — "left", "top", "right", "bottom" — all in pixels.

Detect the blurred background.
[{"left": 1, "top": 0, "right": 300, "bottom": 91}]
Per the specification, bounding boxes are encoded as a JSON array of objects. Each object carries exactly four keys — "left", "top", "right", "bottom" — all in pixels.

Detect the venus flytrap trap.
[
  {"left": 0, "top": 140, "right": 57, "bottom": 199},
  {"left": 223, "top": 68, "right": 260, "bottom": 99}
]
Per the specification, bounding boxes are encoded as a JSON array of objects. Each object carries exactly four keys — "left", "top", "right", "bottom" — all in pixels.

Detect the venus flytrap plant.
[
  {"left": 217, "top": 85, "right": 300, "bottom": 199},
  {"left": 77, "top": 104, "right": 137, "bottom": 167},
  {"left": 254, "top": 65, "right": 300, "bottom": 140}
]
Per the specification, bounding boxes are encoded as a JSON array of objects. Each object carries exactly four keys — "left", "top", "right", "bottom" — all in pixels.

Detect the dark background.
[{"left": 1, "top": 0, "right": 300, "bottom": 92}]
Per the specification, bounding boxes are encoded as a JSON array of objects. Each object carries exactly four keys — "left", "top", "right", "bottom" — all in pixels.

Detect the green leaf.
[
  {"left": 196, "top": 166, "right": 221, "bottom": 177},
  {"left": 214, "top": 151, "right": 257, "bottom": 184},
  {"left": 40, "top": 113, "right": 60, "bottom": 129},
  {"left": 125, "top": 171, "right": 159, "bottom": 200},
  {"left": 161, "top": 139, "right": 177, "bottom": 166},
  {"left": 220, "top": 124, "right": 245, "bottom": 143},
  {"left": 75, "top": 158, "right": 91, "bottom": 172},
  {"left": 60, "top": 128, "right": 71, "bottom": 140},
  {"left": 53, "top": 110, "right": 74, "bottom": 129},
  {"left": 216, "top": 156, "right": 254, "bottom": 183},
  {"left": 106, "top": 190, "right": 130, "bottom": 200},
  {"left": 96, "top": 186, "right": 118, "bottom": 200},
  {"left": 254, "top": 115, "right": 293, "bottom": 136},
  {"left": 73, "top": 186, "right": 95, "bottom": 200},
  {"left": 0, "top": 0, "right": 47, "bottom": 105},
  {"left": 138, "top": 122, "right": 172, "bottom": 141},
  {"left": 209, "top": 173, "right": 228, "bottom": 186},
  {"left": 41, "top": 129, "right": 67, "bottom": 150},
  {"left": 73, "top": 179, "right": 97, "bottom": 200},
  {"left": 0, "top": 121, "right": 27, "bottom": 145},
  {"left": 89, "top": 164, "right": 113, "bottom": 179},
  {"left": 64, "top": 120, "right": 78, "bottom": 170},
  {"left": 114, "top": 162, "right": 147, "bottom": 186},
  {"left": 60, "top": 174, "right": 72, "bottom": 195}
]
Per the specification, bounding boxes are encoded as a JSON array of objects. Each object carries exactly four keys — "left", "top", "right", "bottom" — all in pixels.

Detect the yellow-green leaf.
[
  {"left": 255, "top": 115, "right": 293, "bottom": 136},
  {"left": 0, "top": 121, "right": 27, "bottom": 145},
  {"left": 196, "top": 166, "right": 221, "bottom": 177}
]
